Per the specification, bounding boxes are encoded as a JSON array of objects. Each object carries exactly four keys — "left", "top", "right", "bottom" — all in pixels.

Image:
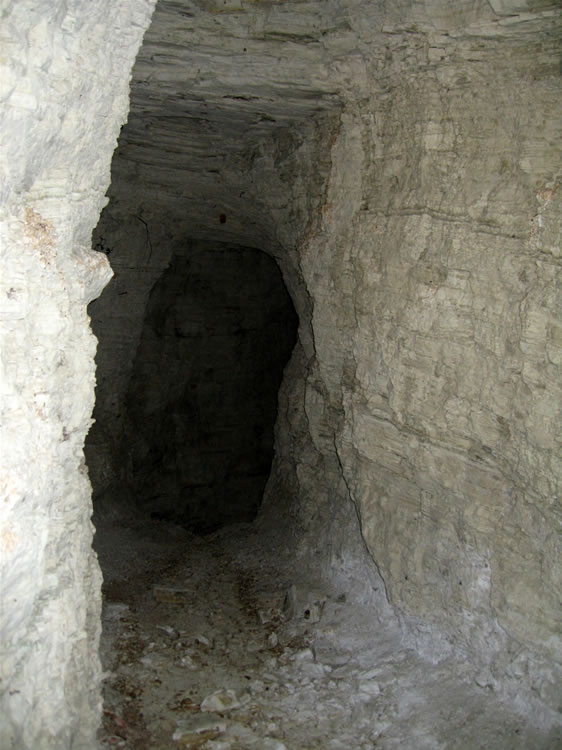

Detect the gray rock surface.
[
  {"left": 0, "top": 1, "right": 157, "bottom": 747},
  {"left": 1, "top": 0, "right": 560, "bottom": 746},
  {"left": 93, "top": 0, "right": 561, "bottom": 721},
  {"left": 292, "top": 23, "right": 562, "bottom": 713}
]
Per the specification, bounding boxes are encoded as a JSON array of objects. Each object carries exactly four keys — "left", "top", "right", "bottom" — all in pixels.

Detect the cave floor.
[{"left": 94, "top": 514, "right": 557, "bottom": 750}]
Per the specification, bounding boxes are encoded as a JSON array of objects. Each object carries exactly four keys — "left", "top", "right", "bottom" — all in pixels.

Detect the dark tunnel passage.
[
  {"left": 83, "top": 0, "right": 342, "bottom": 546},
  {"left": 119, "top": 241, "right": 295, "bottom": 531},
  {"left": 3, "top": 0, "right": 560, "bottom": 746},
  {"left": 86, "top": 238, "right": 298, "bottom": 533},
  {"left": 75, "top": 1, "right": 560, "bottom": 745}
]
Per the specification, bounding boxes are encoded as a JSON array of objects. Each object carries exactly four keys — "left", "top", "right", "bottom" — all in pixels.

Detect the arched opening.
[{"left": 87, "top": 239, "right": 298, "bottom": 532}]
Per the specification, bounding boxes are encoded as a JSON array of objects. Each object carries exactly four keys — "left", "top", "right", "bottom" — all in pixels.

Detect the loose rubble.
[{"left": 96, "top": 517, "right": 560, "bottom": 749}]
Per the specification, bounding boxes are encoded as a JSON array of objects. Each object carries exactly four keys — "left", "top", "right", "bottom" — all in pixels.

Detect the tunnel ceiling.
[
  {"left": 111, "top": 0, "right": 554, "bottom": 248},
  {"left": 108, "top": 0, "right": 379, "bottom": 248},
  {"left": 130, "top": 0, "right": 351, "bottom": 128},
  {"left": 111, "top": 0, "right": 558, "bottom": 249}
]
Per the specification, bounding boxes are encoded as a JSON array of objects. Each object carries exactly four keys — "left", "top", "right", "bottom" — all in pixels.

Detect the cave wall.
[
  {"left": 87, "top": 0, "right": 560, "bottom": 719},
  {"left": 0, "top": 1, "right": 156, "bottom": 747},
  {"left": 267, "top": 7, "right": 561, "bottom": 715},
  {"left": 2, "top": 1, "right": 559, "bottom": 746}
]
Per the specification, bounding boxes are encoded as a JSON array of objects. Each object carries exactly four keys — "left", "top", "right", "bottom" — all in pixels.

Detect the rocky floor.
[{"left": 93, "top": 514, "right": 560, "bottom": 750}]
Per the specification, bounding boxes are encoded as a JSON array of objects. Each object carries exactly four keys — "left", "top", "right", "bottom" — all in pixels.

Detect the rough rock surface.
[
  {"left": 1, "top": 0, "right": 560, "bottom": 747},
  {"left": 90, "top": 0, "right": 561, "bottom": 724},
  {"left": 93, "top": 515, "right": 561, "bottom": 749},
  {"left": 0, "top": 1, "right": 157, "bottom": 747},
  {"left": 290, "top": 17, "right": 562, "bottom": 714}
]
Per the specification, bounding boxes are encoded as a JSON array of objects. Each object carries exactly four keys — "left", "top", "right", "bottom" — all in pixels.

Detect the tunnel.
[
  {"left": 88, "top": 238, "right": 298, "bottom": 531},
  {"left": 83, "top": 0, "right": 342, "bottom": 535},
  {"left": 1, "top": 1, "right": 561, "bottom": 748}
]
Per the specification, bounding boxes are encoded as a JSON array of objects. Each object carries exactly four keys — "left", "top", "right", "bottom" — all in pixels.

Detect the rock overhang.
[{"left": 106, "top": 0, "right": 367, "bottom": 248}]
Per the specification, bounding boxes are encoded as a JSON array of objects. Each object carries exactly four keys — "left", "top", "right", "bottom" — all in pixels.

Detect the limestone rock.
[
  {"left": 173, "top": 714, "right": 228, "bottom": 742},
  {"left": 0, "top": 1, "right": 157, "bottom": 747},
  {"left": 200, "top": 689, "right": 246, "bottom": 713},
  {"left": 1, "top": 1, "right": 560, "bottom": 747}
]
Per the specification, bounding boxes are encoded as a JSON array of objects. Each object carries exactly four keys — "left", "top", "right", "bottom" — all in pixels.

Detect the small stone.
[
  {"left": 262, "top": 740, "right": 287, "bottom": 750},
  {"left": 358, "top": 679, "right": 381, "bottom": 697},
  {"left": 173, "top": 714, "right": 226, "bottom": 744},
  {"left": 178, "top": 654, "right": 198, "bottom": 670},
  {"left": 312, "top": 641, "right": 351, "bottom": 668},
  {"left": 267, "top": 632, "right": 279, "bottom": 648},
  {"left": 157, "top": 624, "right": 178, "bottom": 638},
  {"left": 302, "top": 662, "right": 330, "bottom": 679},
  {"left": 200, "top": 689, "right": 243, "bottom": 712},
  {"left": 258, "top": 609, "right": 272, "bottom": 624},
  {"left": 293, "top": 648, "right": 314, "bottom": 662},
  {"left": 195, "top": 634, "right": 211, "bottom": 647}
]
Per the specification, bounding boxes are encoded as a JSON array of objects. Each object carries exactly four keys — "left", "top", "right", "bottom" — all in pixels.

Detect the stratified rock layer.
[
  {"left": 0, "top": 1, "right": 156, "bottom": 747},
  {"left": 1, "top": 1, "right": 560, "bottom": 747},
  {"left": 92, "top": 0, "right": 561, "bottom": 718},
  {"left": 292, "top": 68, "right": 561, "bottom": 707}
]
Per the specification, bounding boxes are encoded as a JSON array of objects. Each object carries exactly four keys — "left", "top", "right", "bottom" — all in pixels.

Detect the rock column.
[{"left": 0, "top": 2, "right": 156, "bottom": 747}]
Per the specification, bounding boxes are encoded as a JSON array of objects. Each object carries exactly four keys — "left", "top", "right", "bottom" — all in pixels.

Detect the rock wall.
[
  {"left": 0, "top": 1, "right": 156, "bottom": 747},
  {"left": 3, "top": 1, "right": 558, "bottom": 745},
  {"left": 86, "top": 113, "right": 337, "bottom": 505},
  {"left": 87, "top": 0, "right": 560, "bottom": 722},
  {"left": 268, "top": 5, "right": 561, "bottom": 717}
]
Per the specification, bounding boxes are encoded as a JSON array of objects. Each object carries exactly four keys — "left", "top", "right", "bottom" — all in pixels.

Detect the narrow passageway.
[
  {"left": 87, "top": 240, "right": 298, "bottom": 532},
  {"left": 2, "top": 2, "right": 560, "bottom": 748},
  {"left": 82, "top": 3, "right": 561, "bottom": 745},
  {"left": 93, "top": 513, "right": 551, "bottom": 750}
]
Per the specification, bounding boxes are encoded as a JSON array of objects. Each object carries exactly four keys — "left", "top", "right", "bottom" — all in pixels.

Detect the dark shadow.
[{"left": 89, "top": 239, "right": 297, "bottom": 534}]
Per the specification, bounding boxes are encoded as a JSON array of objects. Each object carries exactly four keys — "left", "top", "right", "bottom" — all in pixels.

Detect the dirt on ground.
[{"left": 93, "top": 515, "right": 560, "bottom": 750}]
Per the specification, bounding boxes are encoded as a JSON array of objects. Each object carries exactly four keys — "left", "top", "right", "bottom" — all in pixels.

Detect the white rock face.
[
  {"left": 1, "top": 0, "right": 560, "bottom": 746},
  {"left": 0, "top": 1, "right": 156, "bottom": 748},
  {"left": 292, "top": 85, "right": 561, "bottom": 706},
  {"left": 93, "top": 0, "right": 560, "bottom": 719},
  {"left": 295, "top": 24, "right": 561, "bottom": 712}
]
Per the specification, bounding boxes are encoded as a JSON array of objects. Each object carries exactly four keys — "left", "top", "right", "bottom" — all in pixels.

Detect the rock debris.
[{"left": 96, "top": 516, "right": 556, "bottom": 749}]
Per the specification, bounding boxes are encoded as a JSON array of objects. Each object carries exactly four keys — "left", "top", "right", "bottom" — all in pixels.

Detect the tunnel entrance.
[
  {"left": 86, "top": 237, "right": 297, "bottom": 533},
  {"left": 84, "top": 0, "right": 344, "bottom": 542},
  {"left": 121, "top": 240, "right": 297, "bottom": 531}
]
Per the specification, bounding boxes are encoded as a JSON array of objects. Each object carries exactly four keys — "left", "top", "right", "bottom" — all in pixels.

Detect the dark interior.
[{"left": 87, "top": 238, "right": 297, "bottom": 532}]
